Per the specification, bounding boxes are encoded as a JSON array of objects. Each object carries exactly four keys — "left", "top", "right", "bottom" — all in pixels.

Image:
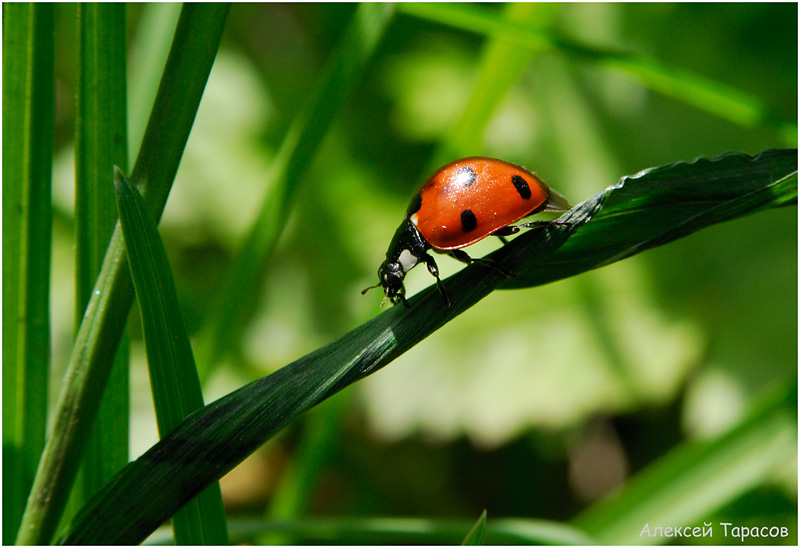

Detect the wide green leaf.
[{"left": 58, "top": 149, "right": 796, "bottom": 545}]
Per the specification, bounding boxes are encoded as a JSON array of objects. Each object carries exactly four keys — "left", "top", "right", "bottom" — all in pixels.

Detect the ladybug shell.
[{"left": 407, "top": 157, "right": 551, "bottom": 250}]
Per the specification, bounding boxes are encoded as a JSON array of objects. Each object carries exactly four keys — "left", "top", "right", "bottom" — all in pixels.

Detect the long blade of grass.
[
  {"left": 573, "top": 382, "right": 796, "bottom": 544},
  {"left": 16, "top": 5, "right": 231, "bottom": 544},
  {"left": 398, "top": 3, "right": 796, "bottom": 142},
  {"left": 195, "top": 3, "right": 396, "bottom": 378},
  {"left": 66, "top": 3, "right": 130, "bottom": 531},
  {"left": 2, "top": 4, "right": 54, "bottom": 544},
  {"left": 57, "top": 149, "right": 796, "bottom": 545},
  {"left": 115, "top": 168, "right": 227, "bottom": 544}
]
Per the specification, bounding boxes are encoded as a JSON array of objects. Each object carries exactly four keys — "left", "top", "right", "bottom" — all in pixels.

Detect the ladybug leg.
[
  {"left": 492, "top": 226, "right": 520, "bottom": 245},
  {"left": 448, "top": 248, "right": 474, "bottom": 265},
  {"left": 420, "top": 253, "right": 451, "bottom": 309},
  {"left": 494, "top": 226, "right": 520, "bottom": 237},
  {"left": 394, "top": 291, "right": 410, "bottom": 308},
  {"left": 448, "top": 249, "right": 512, "bottom": 278},
  {"left": 493, "top": 226, "right": 519, "bottom": 245}
]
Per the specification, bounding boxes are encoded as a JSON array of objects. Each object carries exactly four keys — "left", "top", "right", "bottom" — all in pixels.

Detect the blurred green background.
[{"left": 47, "top": 3, "right": 795, "bottom": 542}]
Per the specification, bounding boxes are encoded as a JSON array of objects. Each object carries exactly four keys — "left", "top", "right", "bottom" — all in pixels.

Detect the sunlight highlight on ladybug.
[{"left": 363, "top": 157, "right": 572, "bottom": 309}]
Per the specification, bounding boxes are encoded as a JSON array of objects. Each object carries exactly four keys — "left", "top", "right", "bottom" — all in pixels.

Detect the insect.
[{"left": 362, "top": 157, "right": 571, "bottom": 309}]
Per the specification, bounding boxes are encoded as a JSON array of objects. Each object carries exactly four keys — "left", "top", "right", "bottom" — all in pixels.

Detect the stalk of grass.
[
  {"left": 57, "top": 149, "right": 796, "bottom": 545},
  {"left": 115, "top": 168, "right": 227, "bottom": 544},
  {"left": 432, "top": 2, "right": 558, "bottom": 167},
  {"left": 2, "top": 4, "right": 54, "bottom": 544},
  {"left": 194, "top": 3, "right": 396, "bottom": 380},
  {"left": 398, "top": 2, "right": 796, "bottom": 143},
  {"left": 15, "top": 4, "right": 231, "bottom": 544},
  {"left": 64, "top": 4, "right": 130, "bottom": 532}
]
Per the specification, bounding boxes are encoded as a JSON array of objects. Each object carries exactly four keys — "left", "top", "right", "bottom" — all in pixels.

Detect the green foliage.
[{"left": 5, "top": 3, "right": 796, "bottom": 546}]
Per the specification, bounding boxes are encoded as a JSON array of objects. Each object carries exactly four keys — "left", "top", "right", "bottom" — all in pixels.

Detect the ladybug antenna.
[
  {"left": 361, "top": 283, "right": 381, "bottom": 296},
  {"left": 362, "top": 283, "right": 391, "bottom": 307}
]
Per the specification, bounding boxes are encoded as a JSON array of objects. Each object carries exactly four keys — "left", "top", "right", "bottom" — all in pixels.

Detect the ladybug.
[{"left": 363, "top": 157, "right": 571, "bottom": 308}]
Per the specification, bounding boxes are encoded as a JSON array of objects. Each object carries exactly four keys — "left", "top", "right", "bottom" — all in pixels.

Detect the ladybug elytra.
[{"left": 363, "top": 157, "right": 571, "bottom": 309}]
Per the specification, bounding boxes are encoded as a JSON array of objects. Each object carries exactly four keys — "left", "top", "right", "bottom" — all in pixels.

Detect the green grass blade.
[
  {"left": 2, "top": 4, "right": 54, "bottom": 544},
  {"left": 195, "top": 3, "right": 396, "bottom": 377},
  {"left": 115, "top": 169, "right": 202, "bottom": 440},
  {"left": 16, "top": 5, "right": 231, "bottom": 544},
  {"left": 57, "top": 149, "right": 795, "bottom": 545},
  {"left": 461, "top": 510, "right": 488, "bottom": 545},
  {"left": 115, "top": 168, "right": 227, "bottom": 544},
  {"left": 67, "top": 3, "right": 130, "bottom": 529},
  {"left": 398, "top": 3, "right": 796, "bottom": 141},
  {"left": 574, "top": 382, "right": 796, "bottom": 544}
]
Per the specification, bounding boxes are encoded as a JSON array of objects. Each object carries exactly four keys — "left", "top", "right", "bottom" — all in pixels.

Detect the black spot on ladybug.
[
  {"left": 407, "top": 192, "right": 422, "bottom": 216},
  {"left": 511, "top": 174, "right": 532, "bottom": 200},
  {"left": 460, "top": 209, "right": 477, "bottom": 232},
  {"left": 457, "top": 166, "right": 477, "bottom": 186}
]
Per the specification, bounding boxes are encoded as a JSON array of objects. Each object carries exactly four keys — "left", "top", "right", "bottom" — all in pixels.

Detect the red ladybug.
[{"left": 363, "top": 157, "right": 571, "bottom": 308}]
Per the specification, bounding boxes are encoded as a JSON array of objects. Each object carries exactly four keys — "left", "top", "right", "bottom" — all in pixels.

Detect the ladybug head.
[{"left": 362, "top": 259, "right": 409, "bottom": 308}]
